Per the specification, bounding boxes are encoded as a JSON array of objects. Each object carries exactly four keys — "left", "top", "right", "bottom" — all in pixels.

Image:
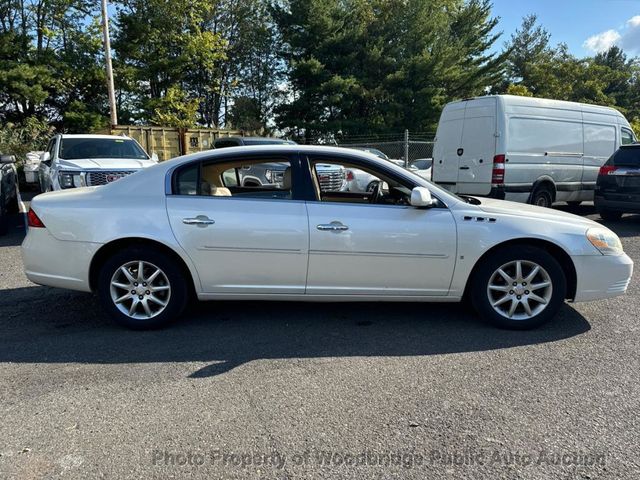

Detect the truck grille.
[
  {"left": 318, "top": 171, "right": 345, "bottom": 192},
  {"left": 86, "top": 171, "right": 135, "bottom": 186}
]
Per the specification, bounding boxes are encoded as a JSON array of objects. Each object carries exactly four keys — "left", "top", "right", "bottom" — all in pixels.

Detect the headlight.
[
  {"left": 586, "top": 228, "right": 623, "bottom": 255},
  {"left": 58, "top": 171, "right": 84, "bottom": 189}
]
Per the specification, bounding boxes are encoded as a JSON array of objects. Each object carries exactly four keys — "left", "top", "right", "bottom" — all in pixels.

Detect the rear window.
[
  {"left": 60, "top": 138, "right": 148, "bottom": 160},
  {"left": 610, "top": 147, "right": 640, "bottom": 167}
]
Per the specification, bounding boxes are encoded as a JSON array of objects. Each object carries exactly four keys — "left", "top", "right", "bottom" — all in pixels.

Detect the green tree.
[
  {"left": 273, "top": 0, "right": 506, "bottom": 139},
  {"left": 149, "top": 85, "right": 199, "bottom": 128}
]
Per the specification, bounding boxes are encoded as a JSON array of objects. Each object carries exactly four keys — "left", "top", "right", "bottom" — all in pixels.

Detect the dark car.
[
  {"left": 594, "top": 144, "right": 640, "bottom": 220},
  {"left": 213, "top": 136, "right": 297, "bottom": 149},
  {"left": 0, "top": 154, "right": 19, "bottom": 235}
]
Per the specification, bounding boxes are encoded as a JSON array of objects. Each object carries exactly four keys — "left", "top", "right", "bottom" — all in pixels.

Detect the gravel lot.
[{"left": 0, "top": 201, "right": 639, "bottom": 479}]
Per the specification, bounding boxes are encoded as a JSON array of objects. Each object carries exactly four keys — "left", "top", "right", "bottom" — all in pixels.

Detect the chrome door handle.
[
  {"left": 183, "top": 216, "right": 215, "bottom": 226},
  {"left": 317, "top": 222, "right": 349, "bottom": 231}
]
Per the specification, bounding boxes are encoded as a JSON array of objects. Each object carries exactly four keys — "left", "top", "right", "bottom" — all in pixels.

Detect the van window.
[
  {"left": 508, "top": 118, "right": 583, "bottom": 154},
  {"left": 584, "top": 124, "right": 616, "bottom": 158},
  {"left": 621, "top": 128, "right": 635, "bottom": 145}
]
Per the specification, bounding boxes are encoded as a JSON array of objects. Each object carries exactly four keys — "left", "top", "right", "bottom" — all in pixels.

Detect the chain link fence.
[{"left": 304, "top": 131, "right": 435, "bottom": 166}]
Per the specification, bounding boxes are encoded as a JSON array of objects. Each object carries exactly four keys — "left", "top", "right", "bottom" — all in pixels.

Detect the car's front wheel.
[
  {"left": 97, "top": 247, "right": 188, "bottom": 329},
  {"left": 470, "top": 246, "right": 566, "bottom": 329}
]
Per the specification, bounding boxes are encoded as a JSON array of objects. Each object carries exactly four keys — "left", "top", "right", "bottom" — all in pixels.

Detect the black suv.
[
  {"left": 0, "top": 154, "right": 19, "bottom": 235},
  {"left": 594, "top": 144, "right": 640, "bottom": 220}
]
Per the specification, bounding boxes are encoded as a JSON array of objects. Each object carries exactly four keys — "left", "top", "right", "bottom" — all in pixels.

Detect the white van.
[{"left": 431, "top": 95, "right": 636, "bottom": 207}]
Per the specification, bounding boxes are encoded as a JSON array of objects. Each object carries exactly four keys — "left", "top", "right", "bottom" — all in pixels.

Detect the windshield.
[{"left": 59, "top": 138, "right": 149, "bottom": 160}]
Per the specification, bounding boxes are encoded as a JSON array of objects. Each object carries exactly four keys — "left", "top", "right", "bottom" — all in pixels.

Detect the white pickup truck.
[{"left": 38, "top": 134, "right": 158, "bottom": 192}]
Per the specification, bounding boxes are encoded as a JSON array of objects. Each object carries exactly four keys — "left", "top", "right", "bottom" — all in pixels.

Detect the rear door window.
[{"left": 612, "top": 148, "right": 640, "bottom": 167}]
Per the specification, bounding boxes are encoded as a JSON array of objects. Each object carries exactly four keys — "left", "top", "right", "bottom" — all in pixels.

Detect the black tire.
[
  {"left": 530, "top": 185, "right": 553, "bottom": 208},
  {"left": 97, "top": 246, "right": 189, "bottom": 330},
  {"left": 599, "top": 209, "right": 623, "bottom": 221},
  {"left": 470, "top": 246, "right": 566, "bottom": 330}
]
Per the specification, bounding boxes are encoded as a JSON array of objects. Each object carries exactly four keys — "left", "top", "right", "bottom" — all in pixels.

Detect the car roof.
[
  {"left": 215, "top": 136, "right": 292, "bottom": 142},
  {"left": 58, "top": 134, "right": 134, "bottom": 140}
]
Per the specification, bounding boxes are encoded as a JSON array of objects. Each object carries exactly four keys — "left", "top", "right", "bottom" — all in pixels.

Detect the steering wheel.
[{"left": 369, "top": 180, "right": 383, "bottom": 204}]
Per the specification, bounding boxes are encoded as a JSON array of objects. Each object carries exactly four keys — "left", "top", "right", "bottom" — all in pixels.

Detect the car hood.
[
  {"left": 476, "top": 197, "right": 599, "bottom": 228},
  {"left": 56, "top": 158, "right": 156, "bottom": 170}
]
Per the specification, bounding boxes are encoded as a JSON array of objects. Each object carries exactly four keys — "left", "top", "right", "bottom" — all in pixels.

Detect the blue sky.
[{"left": 490, "top": 0, "right": 640, "bottom": 56}]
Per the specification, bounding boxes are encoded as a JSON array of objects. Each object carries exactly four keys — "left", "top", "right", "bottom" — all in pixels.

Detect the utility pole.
[{"left": 101, "top": 0, "right": 118, "bottom": 128}]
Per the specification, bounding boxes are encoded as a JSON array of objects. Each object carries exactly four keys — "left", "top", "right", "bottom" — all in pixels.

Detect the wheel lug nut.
[
  {"left": 143, "top": 283, "right": 147, "bottom": 287},
  {"left": 513, "top": 282, "right": 517, "bottom": 286},
  {"left": 525, "top": 290, "right": 529, "bottom": 295},
  {"left": 522, "top": 282, "right": 527, "bottom": 286},
  {"left": 517, "top": 295, "right": 521, "bottom": 300},
  {"left": 138, "top": 295, "right": 143, "bottom": 300},
  {"left": 146, "top": 290, "right": 150, "bottom": 295},
  {"left": 131, "top": 290, "right": 136, "bottom": 294},
  {"left": 134, "top": 282, "right": 138, "bottom": 287},
  {"left": 509, "top": 290, "right": 514, "bottom": 295}
]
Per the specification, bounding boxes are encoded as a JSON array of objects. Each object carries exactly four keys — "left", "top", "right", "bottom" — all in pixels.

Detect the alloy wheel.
[
  {"left": 486, "top": 260, "right": 553, "bottom": 320},
  {"left": 109, "top": 261, "right": 171, "bottom": 320}
]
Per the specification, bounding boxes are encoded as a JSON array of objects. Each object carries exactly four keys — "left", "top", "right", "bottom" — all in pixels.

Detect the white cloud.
[
  {"left": 584, "top": 29, "right": 621, "bottom": 53},
  {"left": 583, "top": 15, "right": 640, "bottom": 54}
]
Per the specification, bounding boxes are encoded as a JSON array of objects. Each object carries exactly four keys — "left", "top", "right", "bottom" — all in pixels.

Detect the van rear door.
[
  {"left": 432, "top": 102, "right": 465, "bottom": 192},
  {"left": 457, "top": 97, "right": 497, "bottom": 195}
]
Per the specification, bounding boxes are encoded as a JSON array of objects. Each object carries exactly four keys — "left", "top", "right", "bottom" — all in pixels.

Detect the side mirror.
[
  {"left": 410, "top": 186, "right": 434, "bottom": 208},
  {"left": 40, "top": 152, "right": 51, "bottom": 164},
  {"left": 151, "top": 152, "right": 159, "bottom": 163},
  {"left": 0, "top": 154, "right": 16, "bottom": 164}
]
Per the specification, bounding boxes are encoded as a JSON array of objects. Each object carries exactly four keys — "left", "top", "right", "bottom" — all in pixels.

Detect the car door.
[
  {"left": 39, "top": 138, "right": 55, "bottom": 191},
  {"left": 432, "top": 102, "right": 465, "bottom": 192},
  {"left": 456, "top": 98, "right": 497, "bottom": 195},
  {"left": 165, "top": 153, "right": 309, "bottom": 294},
  {"left": 303, "top": 154, "right": 457, "bottom": 296}
]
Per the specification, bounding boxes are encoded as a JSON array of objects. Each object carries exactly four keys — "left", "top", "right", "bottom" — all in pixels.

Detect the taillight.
[
  {"left": 599, "top": 165, "right": 617, "bottom": 176},
  {"left": 346, "top": 170, "right": 354, "bottom": 181},
  {"left": 491, "top": 155, "right": 505, "bottom": 184},
  {"left": 27, "top": 208, "right": 45, "bottom": 228}
]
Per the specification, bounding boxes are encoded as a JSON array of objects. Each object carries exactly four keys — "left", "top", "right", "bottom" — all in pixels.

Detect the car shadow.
[{"left": 0, "top": 286, "right": 591, "bottom": 378}]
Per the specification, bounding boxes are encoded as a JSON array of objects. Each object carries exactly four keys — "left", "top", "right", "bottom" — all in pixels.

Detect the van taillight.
[
  {"left": 491, "top": 155, "right": 505, "bottom": 184},
  {"left": 599, "top": 165, "right": 617, "bottom": 176},
  {"left": 27, "top": 208, "right": 45, "bottom": 228}
]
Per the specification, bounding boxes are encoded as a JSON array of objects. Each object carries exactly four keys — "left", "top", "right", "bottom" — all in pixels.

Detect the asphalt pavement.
[{"left": 0, "top": 201, "right": 639, "bottom": 479}]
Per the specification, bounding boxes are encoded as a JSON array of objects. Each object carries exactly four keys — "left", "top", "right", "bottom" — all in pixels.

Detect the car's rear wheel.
[
  {"left": 530, "top": 185, "right": 553, "bottom": 208},
  {"left": 599, "top": 209, "right": 623, "bottom": 221},
  {"left": 471, "top": 246, "right": 566, "bottom": 329},
  {"left": 97, "top": 247, "right": 188, "bottom": 329}
]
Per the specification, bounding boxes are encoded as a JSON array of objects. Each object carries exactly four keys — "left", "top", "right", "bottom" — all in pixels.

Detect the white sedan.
[{"left": 22, "top": 146, "right": 633, "bottom": 330}]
